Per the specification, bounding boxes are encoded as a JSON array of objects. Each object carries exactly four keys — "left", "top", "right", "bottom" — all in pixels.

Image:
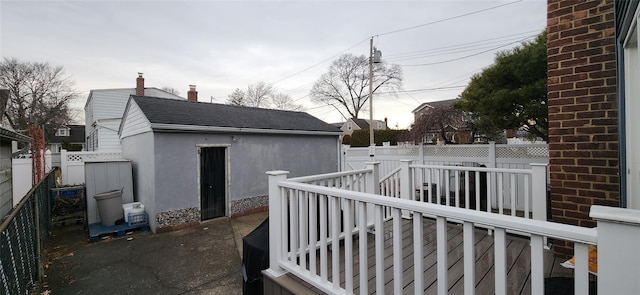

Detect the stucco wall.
[
  {"left": 152, "top": 132, "right": 339, "bottom": 214},
  {"left": 121, "top": 131, "right": 157, "bottom": 229}
]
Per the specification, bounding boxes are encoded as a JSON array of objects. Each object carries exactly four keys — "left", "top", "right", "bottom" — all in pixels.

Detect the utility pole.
[
  {"left": 368, "top": 37, "right": 382, "bottom": 156},
  {"left": 369, "top": 38, "right": 374, "bottom": 148}
]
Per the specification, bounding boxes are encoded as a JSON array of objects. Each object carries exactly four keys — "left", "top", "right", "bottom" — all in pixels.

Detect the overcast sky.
[{"left": 0, "top": 0, "right": 546, "bottom": 129}]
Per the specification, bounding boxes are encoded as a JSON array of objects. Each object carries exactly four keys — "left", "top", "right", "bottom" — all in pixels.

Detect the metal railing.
[{"left": 1, "top": 170, "right": 54, "bottom": 294}]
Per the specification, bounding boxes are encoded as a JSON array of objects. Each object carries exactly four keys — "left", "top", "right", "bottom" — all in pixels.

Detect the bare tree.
[
  {"left": 161, "top": 86, "right": 180, "bottom": 96},
  {"left": 271, "top": 92, "right": 305, "bottom": 111},
  {"left": 409, "top": 104, "right": 473, "bottom": 144},
  {"left": 227, "top": 82, "right": 304, "bottom": 111},
  {"left": 245, "top": 81, "right": 274, "bottom": 108},
  {"left": 226, "top": 88, "right": 246, "bottom": 106},
  {"left": 310, "top": 53, "right": 402, "bottom": 119},
  {"left": 0, "top": 58, "right": 78, "bottom": 132}
]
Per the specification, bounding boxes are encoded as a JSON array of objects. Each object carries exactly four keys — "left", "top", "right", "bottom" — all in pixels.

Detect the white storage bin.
[{"left": 122, "top": 202, "right": 145, "bottom": 223}]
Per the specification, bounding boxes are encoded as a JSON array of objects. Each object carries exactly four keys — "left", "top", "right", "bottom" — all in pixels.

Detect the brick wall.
[{"left": 547, "top": 0, "right": 619, "bottom": 256}]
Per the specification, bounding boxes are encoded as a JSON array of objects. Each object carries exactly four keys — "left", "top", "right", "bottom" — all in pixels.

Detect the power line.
[
  {"left": 269, "top": 38, "right": 369, "bottom": 85},
  {"left": 377, "top": 0, "right": 523, "bottom": 36},
  {"left": 268, "top": 0, "right": 525, "bottom": 87},
  {"left": 398, "top": 35, "right": 535, "bottom": 67},
  {"left": 383, "top": 30, "right": 540, "bottom": 59},
  {"left": 385, "top": 34, "right": 539, "bottom": 62}
]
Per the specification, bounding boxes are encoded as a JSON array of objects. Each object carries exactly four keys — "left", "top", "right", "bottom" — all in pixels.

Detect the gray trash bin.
[{"left": 94, "top": 189, "right": 124, "bottom": 226}]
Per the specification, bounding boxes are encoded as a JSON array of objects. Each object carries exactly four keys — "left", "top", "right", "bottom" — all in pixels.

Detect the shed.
[{"left": 119, "top": 95, "right": 341, "bottom": 232}]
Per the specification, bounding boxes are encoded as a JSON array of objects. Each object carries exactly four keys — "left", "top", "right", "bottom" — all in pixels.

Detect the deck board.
[{"left": 274, "top": 217, "right": 581, "bottom": 294}]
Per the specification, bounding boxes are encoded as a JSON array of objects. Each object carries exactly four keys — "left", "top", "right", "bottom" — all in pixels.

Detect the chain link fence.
[{"left": 1, "top": 170, "right": 54, "bottom": 294}]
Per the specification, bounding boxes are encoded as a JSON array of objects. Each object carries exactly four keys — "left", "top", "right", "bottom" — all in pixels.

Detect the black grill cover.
[{"left": 241, "top": 218, "right": 269, "bottom": 295}]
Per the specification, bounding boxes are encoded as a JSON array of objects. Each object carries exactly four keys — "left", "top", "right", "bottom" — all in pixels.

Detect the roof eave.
[{"left": 149, "top": 123, "right": 342, "bottom": 136}]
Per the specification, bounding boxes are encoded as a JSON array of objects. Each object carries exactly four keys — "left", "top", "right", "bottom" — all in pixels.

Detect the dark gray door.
[{"left": 200, "top": 147, "right": 226, "bottom": 220}]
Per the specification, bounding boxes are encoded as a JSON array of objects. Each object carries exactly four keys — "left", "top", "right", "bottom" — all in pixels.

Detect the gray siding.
[
  {"left": 0, "top": 140, "right": 13, "bottom": 217},
  {"left": 121, "top": 132, "right": 157, "bottom": 229}
]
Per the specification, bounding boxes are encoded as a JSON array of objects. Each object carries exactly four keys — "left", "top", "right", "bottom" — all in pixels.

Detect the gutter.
[{"left": 149, "top": 123, "right": 342, "bottom": 136}]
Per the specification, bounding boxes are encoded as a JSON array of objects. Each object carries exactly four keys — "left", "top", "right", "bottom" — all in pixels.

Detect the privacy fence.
[{"left": 0, "top": 170, "right": 55, "bottom": 294}]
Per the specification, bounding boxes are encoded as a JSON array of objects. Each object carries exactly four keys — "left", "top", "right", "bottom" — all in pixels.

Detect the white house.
[{"left": 84, "top": 73, "right": 188, "bottom": 152}]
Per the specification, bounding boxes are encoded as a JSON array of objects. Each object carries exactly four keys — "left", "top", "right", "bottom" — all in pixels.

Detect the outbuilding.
[{"left": 119, "top": 95, "right": 341, "bottom": 232}]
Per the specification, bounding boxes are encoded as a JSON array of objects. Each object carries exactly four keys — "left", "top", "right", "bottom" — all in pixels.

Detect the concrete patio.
[{"left": 43, "top": 211, "right": 268, "bottom": 294}]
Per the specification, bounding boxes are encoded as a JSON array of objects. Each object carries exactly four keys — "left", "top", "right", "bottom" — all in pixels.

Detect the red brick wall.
[{"left": 547, "top": 0, "right": 619, "bottom": 256}]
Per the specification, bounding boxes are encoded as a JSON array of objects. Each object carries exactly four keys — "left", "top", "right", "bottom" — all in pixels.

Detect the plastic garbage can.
[{"left": 94, "top": 189, "right": 124, "bottom": 226}]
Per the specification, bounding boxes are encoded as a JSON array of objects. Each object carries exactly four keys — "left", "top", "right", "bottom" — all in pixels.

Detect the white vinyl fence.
[
  {"left": 341, "top": 142, "right": 549, "bottom": 178},
  {"left": 12, "top": 150, "right": 122, "bottom": 203},
  {"left": 12, "top": 158, "right": 33, "bottom": 206}
]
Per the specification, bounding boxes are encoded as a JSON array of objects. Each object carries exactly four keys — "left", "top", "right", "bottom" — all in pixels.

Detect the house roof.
[
  {"left": 412, "top": 98, "right": 460, "bottom": 114},
  {"left": 48, "top": 125, "right": 85, "bottom": 144},
  {"left": 351, "top": 118, "right": 370, "bottom": 129},
  {"left": 130, "top": 95, "right": 341, "bottom": 134}
]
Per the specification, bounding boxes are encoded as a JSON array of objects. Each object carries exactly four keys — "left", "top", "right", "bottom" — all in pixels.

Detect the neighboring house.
[
  {"left": 411, "top": 98, "right": 474, "bottom": 144},
  {"left": 0, "top": 89, "right": 31, "bottom": 218},
  {"left": 119, "top": 95, "right": 341, "bottom": 232},
  {"left": 85, "top": 73, "right": 192, "bottom": 152},
  {"left": 0, "top": 128, "right": 30, "bottom": 218},
  {"left": 47, "top": 124, "right": 85, "bottom": 152},
  {"left": 339, "top": 118, "right": 387, "bottom": 136},
  {"left": 411, "top": 98, "right": 460, "bottom": 121}
]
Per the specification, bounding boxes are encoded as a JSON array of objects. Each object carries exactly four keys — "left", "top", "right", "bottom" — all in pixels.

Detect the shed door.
[{"left": 200, "top": 147, "right": 226, "bottom": 220}]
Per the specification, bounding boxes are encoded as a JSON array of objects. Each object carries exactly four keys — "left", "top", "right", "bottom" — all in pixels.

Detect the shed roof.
[{"left": 131, "top": 95, "right": 341, "bottom": 134}]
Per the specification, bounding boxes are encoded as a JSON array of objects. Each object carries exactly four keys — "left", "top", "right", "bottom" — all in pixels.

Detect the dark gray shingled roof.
[
  {"left": 48, "top": 125, "right": 85, "bottom": 144},
  {"left": 131, "top": 95, "right": 341, "bottom": 133}
]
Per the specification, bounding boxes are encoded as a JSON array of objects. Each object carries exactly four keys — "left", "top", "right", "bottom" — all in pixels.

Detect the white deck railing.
[
  {"left": 265, "top": 166, "right": 640, "bottom": 295},
  {"left": 379, "top": 160, "right": 548, "bottom": 221}
]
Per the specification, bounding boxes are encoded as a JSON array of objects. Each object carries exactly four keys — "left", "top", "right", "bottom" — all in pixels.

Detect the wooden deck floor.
[{"left": 265, "top": 217, "right": 578, "bottom": 295}]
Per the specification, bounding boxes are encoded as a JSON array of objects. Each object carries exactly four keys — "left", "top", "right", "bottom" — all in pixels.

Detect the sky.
[{"left": 0, "top": 0, "right": 547, "bottom": 129}]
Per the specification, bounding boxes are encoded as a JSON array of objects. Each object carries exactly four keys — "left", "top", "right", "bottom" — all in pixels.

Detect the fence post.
[
  {"left": 44, "top": 149, "right": 52, "bottom": 172},
  {"left": 419, "top": 144, "right": 424, "bottom": 165},
  {"left": 590, "top": 205, "right": 640, "bottom": 294},
  {"left": 60, "top": 149, "right": 68, "bottom": 185},
  {"left": 530, "top": 163, "right": 548, "bottom": 221},
  {"left": 265, "top": 170, "right": 289, "bottom": 277}
]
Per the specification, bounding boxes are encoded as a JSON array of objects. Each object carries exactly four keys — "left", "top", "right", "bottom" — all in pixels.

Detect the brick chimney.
[
  {"left": 187, "top": 85, "right": 198, "bottom": 102},
  {"left": 136, "top": 73, "right": 144, "bottom": 96}
]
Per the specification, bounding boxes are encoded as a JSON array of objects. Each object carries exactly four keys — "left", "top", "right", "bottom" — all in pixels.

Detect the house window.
[
  {"left": 377, "top": 122, "right": 382, "bottom": 129},
  {"left": 623, "top": 12, "right": 640, "bottom": 209},
  {"left": 347, "top": 122, "right": 352, "bottom": 130},
  {"left": 56, "top": 128, "right": 69, "bottom": 137}
]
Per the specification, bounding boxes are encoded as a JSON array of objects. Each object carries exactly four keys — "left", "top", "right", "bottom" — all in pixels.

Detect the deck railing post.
[
  {"left": 530, "top": 163, "right": 548, "bottom": 221},
  {"left": 365, "top": 162, "right": 380, "bottom": 195},
  {"left": 365, "top": 162, "right": 380, "bottom": 227},
  {"left": 265, "top": 170, "right": 290, "bottom": 276},
  {"left": 590, "top": 205, "right": 640, "bottom": 295},
  {"left": 400, "top": 160, "right": 413, "bottom": 218}
]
